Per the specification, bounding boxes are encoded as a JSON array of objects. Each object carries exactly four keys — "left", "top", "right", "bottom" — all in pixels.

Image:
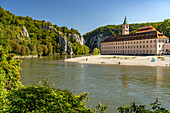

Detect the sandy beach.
[{"left": 65, "top": 55, "right": 170, "bottom": 67}]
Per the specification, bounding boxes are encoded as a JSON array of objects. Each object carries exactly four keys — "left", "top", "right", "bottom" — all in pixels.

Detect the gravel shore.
[{"left": 65, "top": 55, "right": 170, "bottom": 67}]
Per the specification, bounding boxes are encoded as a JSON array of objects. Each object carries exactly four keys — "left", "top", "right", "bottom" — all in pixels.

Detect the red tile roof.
[{"left": 102, "top": 26, "right": 168, "bottom": 43}]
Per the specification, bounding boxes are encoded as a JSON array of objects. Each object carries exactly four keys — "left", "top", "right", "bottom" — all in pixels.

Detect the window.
[
  {"left": 137, "top": 41, "right": 138, "bottom": 44},
  {"left": 146, "top": 50, "right": 148, "bottom": 53},
  {"left": 159, "top": 40, "right": 161, "bottom": 42},
  {"left": 150, "top": 50, "right": 152, "bottom": 53},
  {"left": 154, "top": 45, "right": 156, "bottom": 47},
  {"left": 140, "top": 41, "right": 142, "bottom": 44},
  {"left": 143, "top": 41, "right": 145, "bottom": 43},
  {"left": 147, "top": 41, "right": 148, "bottom": 43},
  {"left": 150, "top": 40, "right": 152, "bottom": 43},
  {"left": 134, "top": 46, "right": 135, "bottom": 48},
  {"left": 162, "top": 40, "right": 164, "bottom": 43},
  {"left": 146, "top": 45, "right": 148, "bottom": 48},
  {"left": 140, "top": 45, "right": 142, "bottom": 48},
  {"left": 143, "top": 50, "right": 145, "bottom": 53},
  {"left": 159, "top": 45, "right": 161, "bottom": 48},
  {"left": 134, "top": 42, "right": 135, "bottom": 44},
  {"left": 143, "top": 45, "right": 145, "bottom": 48},
  {"left": 137, "top": 45, "right": 138, "bottom": 48},
  {"left": 131, "top": 42, "right": 132, "bottom": 44},
  {"left": 150, "top": 45, "right": 152, "bottom": 48},
  {"left": 154, "top": 40, "right": 156, "bottom": 43}
]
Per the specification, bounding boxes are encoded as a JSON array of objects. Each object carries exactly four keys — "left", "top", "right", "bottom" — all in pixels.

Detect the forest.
[{"left": 0, "top": 6, "right": 89, "bottom": 56}]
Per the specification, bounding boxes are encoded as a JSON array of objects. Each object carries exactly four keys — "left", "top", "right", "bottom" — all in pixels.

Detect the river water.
[{"left": 20, "top": 56, "right": 170, "bottom": 112}]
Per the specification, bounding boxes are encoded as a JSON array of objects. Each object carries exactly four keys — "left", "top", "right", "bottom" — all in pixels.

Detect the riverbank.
[
  {"left": 65, "top": 55, "right": 170, "bottom": 67},
  {"left": 13, "top": 55, "right": 38, "bottom": 59}
]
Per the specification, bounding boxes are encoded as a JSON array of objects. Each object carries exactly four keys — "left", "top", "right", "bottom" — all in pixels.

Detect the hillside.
[
  {"left": 0, "top": 6, "right": 89, "bottom": 56},
  {"left": 83, "top": 20, "right": 170, "bottom": 52}
]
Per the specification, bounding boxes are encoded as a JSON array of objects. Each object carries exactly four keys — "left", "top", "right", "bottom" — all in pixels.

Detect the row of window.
[
  {"left": 102, "top": 39, "right": 168, "bottom": 46},
  {"left": 102, "top": 50, "right": 155, "bottom": 54},
  {"left": 102, "top": 45, "right": 156, "bottom": 49}
]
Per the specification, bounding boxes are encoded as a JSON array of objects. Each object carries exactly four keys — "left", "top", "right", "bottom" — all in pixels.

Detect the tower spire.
[
  {"left": 123, "top": 15, "right": 128, "bottom": 25},
  {"left": 122, "top": 15, "right": 129, "bottom": 35}
]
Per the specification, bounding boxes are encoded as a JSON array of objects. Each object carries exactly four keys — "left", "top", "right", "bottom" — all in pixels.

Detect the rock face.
[
  {"left": 22, "top": 27, "right": 30, "bottom": 41},
  {"left": 42, "top": 26, "right": 52, "bottom": 30},
  {"left": 53, "top": 28, "right": 73, "bottom": 55},
  {"left": 84, "top": 35, "right": 109, "bottom": 52},
  {"left": 68, "top": 34, "right": 85, "bottom": 45},
  {"left": 42, "top": 26, "right": 85, "bottom": 55}
]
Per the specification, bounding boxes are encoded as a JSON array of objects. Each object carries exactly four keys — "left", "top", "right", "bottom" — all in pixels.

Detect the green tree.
[
  {"left": 20, "top": 45, "right": 26, "bottom": 56},
  {"left": 92, "top": 48, "right": 100, "bottom": 55}
]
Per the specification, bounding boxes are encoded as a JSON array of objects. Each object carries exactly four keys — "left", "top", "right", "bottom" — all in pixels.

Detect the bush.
[
  {"left": 7, "top": 84, "right": 91, "bottom": 113},
  {"left": 0, "top": 47, "right": 23, "bottom": 112},
  {"left": 92, "top": 48, "right": 100, "bottom": 55},
  {"left": 118, "top": 98, "right": 169, "bottom": 113}
]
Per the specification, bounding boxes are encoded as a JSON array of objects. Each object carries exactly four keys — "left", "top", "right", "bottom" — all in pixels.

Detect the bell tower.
[{"left": 122, "top": 15, "right": 129, "bottom": 35}]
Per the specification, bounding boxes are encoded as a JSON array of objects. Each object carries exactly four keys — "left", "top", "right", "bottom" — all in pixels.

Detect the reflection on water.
[{"left": 20, "top": 56, "right": 170, "bottom": 112}]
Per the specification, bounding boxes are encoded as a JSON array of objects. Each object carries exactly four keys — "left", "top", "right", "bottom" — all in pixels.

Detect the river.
[{"left": 20, "top": 56, "right": 170, "bottom": 112}]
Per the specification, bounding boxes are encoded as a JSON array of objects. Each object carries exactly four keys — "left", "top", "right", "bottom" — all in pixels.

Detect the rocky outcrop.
[
  {"left": 68, "top": 34, "right": 85, "bottom": 45},
  {"left": 53, "top": 28, "right": 73, "bottom": 55},
  {"left": 42, "top": 26, "right": 85, "bottom": 55},
  {"left": 85, "top": 35, "right": 109, "bottom": 52},
  {"left": 42, "top": 26, "right": 52, "bottom": 30},
  {"left": 22, "top": 27, "right": 30, "bottom": 41}
]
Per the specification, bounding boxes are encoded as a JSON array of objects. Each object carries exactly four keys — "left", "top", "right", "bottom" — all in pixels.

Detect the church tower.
[{"left": 122, "top": 15, "right": 129, "bottom": 35}]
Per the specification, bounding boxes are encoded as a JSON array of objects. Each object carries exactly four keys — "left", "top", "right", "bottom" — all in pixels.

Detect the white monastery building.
[{"left": 101, "top": 16, "right": 170, "bottom": 55}]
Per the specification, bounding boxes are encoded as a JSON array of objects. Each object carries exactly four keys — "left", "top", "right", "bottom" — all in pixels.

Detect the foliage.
[
  {"left": 71, "top": 42, "right": 89, "bottom": 55},
  {"left": 0, "top": 47, "right": 23, "bottom": 112},
  {"left": 118, "top": 98, "right": 169, "bottom": 113},
  {"left": 7, "top": 84, "right": 92, "bottom": 113},
  {"left": 0, "top": 6, "right": 88, "bottom": 56},
  {"left": 92, "top": 48, "right": 100, "bottom": 55}
]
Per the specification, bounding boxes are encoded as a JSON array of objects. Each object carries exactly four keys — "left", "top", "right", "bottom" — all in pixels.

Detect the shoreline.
[
  {"left": 13, "top": 55, "right": 38, "bottom": 59},
  {"left": 65, "top": 55, "right": 170, "bottom": 67}
]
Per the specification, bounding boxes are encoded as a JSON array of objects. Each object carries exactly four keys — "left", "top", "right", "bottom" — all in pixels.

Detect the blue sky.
[{"left": 1, "top": 0, "right": 170, "bottom": 34}]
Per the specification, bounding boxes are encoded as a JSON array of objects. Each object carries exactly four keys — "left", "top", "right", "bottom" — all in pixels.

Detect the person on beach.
[
  {"left": 86, "top": 58, "right": 88, "bottom": 61},
  {"left": 151, "top": 58, "right": 155, "bottom": 62}
]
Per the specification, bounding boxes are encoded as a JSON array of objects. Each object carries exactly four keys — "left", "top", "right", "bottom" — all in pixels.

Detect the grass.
[{"left": 157, "top": 57, "right": 165, "bottom": 60}]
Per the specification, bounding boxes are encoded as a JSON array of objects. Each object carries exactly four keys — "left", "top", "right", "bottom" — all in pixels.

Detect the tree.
[
  {"left": 20, "top": 45, "right": 26, "bottom": 56},
  {"left": 11, "top": 41, "right": 21, "bottom": 54},
  {"left": 92, "top": 48, "right": 100, "bottom": 55},
  {"left": 37, "top": 45, "right": 43, "bottom": 56},
  {"left": 47, "top": 42, "right": 53, "bottom": 55},
  {"left": 41, "top": 45, "right": 48, "bottom": 55}
]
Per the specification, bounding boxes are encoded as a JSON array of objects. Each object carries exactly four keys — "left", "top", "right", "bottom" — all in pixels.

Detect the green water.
[{"left": 20, "top": 56, "right": 170, "bottom": 112}]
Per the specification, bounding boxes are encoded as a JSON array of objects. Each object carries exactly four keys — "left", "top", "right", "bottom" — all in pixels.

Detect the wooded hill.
[
  {"left": 84, "top": 19, "right": 170, "bottom": 45},
  {"left": 0, "top": 6, "right": 89, "bottom": 56}
]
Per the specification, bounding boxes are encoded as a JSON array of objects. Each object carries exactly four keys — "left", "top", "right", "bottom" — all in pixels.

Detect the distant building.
[
  {"left": 101, "top": 16, "right": 170, "bottom": 55},
  {"left": 122, "top": 16, "right": 129, "bottom": 35}
]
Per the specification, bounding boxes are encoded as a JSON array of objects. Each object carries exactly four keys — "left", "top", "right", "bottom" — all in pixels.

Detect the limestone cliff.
[
  {"left": 42, "top": 26, "right": 85, "bottom": 55},
  {"left": 22, "top": 27, "right": 30, "bottom": 41},
  {"left": 67, "top": 34, "right": 85, "bottom": 45},
  {"left": 84, "top": 35, "right": 109, "bottom": 52}
]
